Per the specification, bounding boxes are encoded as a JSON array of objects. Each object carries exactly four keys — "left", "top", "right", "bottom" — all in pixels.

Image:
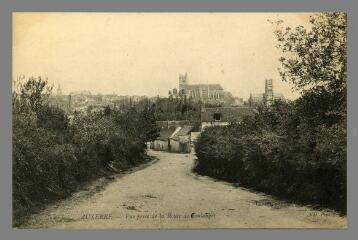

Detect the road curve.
[{"left": 21, "top": 150, "right": 347, "bottom": 229}]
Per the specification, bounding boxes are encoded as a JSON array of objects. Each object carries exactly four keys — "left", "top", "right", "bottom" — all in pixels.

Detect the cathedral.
[{"left": 176, "top": 73, "right": 233, "bottom": 104}]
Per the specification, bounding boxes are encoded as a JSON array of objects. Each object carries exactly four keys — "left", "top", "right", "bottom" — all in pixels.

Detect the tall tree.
[
  {"left": 273, "top": 12, "right": 347, "bottom": 121},
  {"left": 19, "top": 76, "right": 53, "bottom": 112},
  {"left": 273, "top": 13, "right": 347, "bottom": 95}
]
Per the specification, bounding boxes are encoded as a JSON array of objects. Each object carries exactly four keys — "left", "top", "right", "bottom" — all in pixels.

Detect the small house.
[
  {"left": 152, "top": 126, "right": 177, "bottom": 151},
  {"left": 169, "top": 125, "right": 194, "bottom": 153}
]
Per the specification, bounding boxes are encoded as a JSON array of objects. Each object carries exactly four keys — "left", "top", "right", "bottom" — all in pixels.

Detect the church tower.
[
  {"left": 264, "top": 79, "right": 274, "bottom": 106},
  {"left": 178, "top": 72, "right": 188, "bottom": 92}
]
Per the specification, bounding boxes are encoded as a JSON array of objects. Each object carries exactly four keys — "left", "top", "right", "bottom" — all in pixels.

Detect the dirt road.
[{"left": 21, "top": 150, "right": 347, "bottom": 229}]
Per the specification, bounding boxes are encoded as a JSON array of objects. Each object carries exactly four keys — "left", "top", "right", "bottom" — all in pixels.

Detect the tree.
[
  {"left": 19, "top": 76, "right": 53, "bottom": 112},
  {"left": 273, "top": 12, "right": 347, "bottom": 127},
  {"left": 103, "top": 105, "right": 112, "bottom": 116},
  {"left": 193, "top": 13, "right": 347, "bottom": 213},
  {"left": 273, "top": 13, "right": 346, "bottom": 95},
  {"left": 13, "top": 78, "right": 161, "bottom": 226}
]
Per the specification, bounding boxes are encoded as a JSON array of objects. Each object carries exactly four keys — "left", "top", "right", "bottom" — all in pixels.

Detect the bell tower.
[
  {"left": 179, "top": 72, "right": 188, "bottom": 91},
  {"left": 264, "top": 79, "right": 274, "bottom": 106}
]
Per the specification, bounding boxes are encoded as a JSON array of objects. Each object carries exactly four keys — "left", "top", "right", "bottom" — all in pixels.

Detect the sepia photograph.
[{"left": 12, "top": 12, "right": 347, "bottom": 229}]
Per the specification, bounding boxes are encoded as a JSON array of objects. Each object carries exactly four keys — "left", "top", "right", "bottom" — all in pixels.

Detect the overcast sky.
[{"left": 13, "top": 13, "right": 314, "bottom": 100}]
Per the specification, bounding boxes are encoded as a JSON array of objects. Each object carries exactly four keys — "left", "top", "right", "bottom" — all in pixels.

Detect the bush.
[
  {"left": 194, "top": 100, "right": 346, "bottom": 213},
  {"left": 195, "top": 13, "right": 347, "bottom": 213},
  {"left": 12, "top": 77, "right": 159, "bottom": 226}
]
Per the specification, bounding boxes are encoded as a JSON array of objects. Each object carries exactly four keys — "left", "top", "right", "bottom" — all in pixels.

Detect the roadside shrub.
[
  {"left": 12, "top": 77, "right": 159, "bottom": 226},
  {"left": 194, "top": 100, "right": 346, "bottom": 213}
]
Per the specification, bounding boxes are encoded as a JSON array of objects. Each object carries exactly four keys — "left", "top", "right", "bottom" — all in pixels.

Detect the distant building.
[
  {"left": 248, "top": 93, "right": 265, "bottom": 106},
  {"left": 248, "top": 79, "right": 285, "bottom": 107},
  {"left": 200, "top": 107, "right": 256, "bottom": 130},
  {"left": 69, "top": 90, "right": 92, "bottom": 96},
  {"left": 232, "top": 97, "right": 244, "bottom": 106},
  {"left": 156, "top": 120, "right": 190, "bottom": 129},
  {"left": 264, "top": 79, "right": 274, "bottom": 106},
  {"left": 176, "top": 73, "right": 234, "bottom": 105}
]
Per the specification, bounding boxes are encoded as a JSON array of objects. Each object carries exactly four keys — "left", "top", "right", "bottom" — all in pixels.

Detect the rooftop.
[
  {"left": 170, "top": 125, "right": 194, "bottom": 141},
  {"left": 157, "top": 126, "right": 177, "bottom": 141},
  {"left": 201, "top": 107, "right": 256, "bottom": 123}
]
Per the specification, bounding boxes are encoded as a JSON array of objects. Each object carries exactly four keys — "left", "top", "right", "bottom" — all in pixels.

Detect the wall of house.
[
  {"left": 169, "top": 139, "right": 191, "bottom": 153},
  {"left": 153, "top": 140, "right": 168, "bottom": 151},
  {"left": 182, "top": 142, "right": 191, "bottom": 153},
  {"left": 169, "top": 139, "right": 180, "bottom": 152}
]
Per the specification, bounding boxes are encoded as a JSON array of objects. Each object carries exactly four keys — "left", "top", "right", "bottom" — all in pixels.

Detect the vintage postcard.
[{"left": 12, "top": 12, "right": 347, "bottom": 229}]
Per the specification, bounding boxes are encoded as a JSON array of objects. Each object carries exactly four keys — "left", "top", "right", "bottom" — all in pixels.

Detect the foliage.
[
  {"left": 151, "top": 96, "right": 201, "bottom": 123},
  {"left": 12, "top": 77, "right": 159, "bottom": 226},
  {"left": 195, "top": 101, "right": 346, "bottom": 212},
  {"left": 273, "top": 12, "right": 346, "bottom": 94},
  {"left": 194, "top": 13, "right": 347, "bottom": 213}
]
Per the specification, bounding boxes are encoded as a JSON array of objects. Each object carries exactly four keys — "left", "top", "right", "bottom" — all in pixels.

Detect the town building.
[{"left": 200, "top": 106, "right": 256, "bottom": 130}]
